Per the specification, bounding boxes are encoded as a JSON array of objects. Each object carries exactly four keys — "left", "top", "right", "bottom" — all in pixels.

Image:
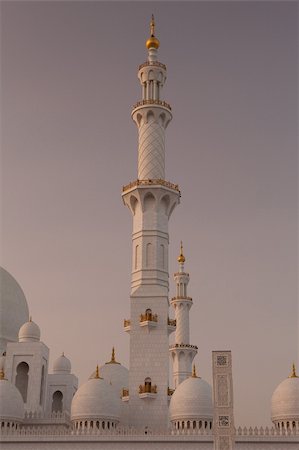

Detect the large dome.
[
  {"left": 71, "top": 370, "right": 121, "bottom": 422},
  {"left": 271, "top": 365, "right": 299, "bottom": 423},
  {"left": 0, "top": 372, "right": 24, "bottom": 423},
  {"left": 0, "top": 267, "right": 29, "bottom": 353},
  {"left": 169, "top": 370, "right": 213, "bottom": 424}
]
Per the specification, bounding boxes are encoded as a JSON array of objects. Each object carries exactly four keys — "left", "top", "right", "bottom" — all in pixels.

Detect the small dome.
[
  {"left": 53, "top": 353, "right": 71, "bottom": 374},
  {"left": 0, "top": 372, "right": 24, "bottom": 423},
  {"left": 271, "top": 366, "right": 299, "bottom": 422},
  {"left": 169, "top": 374, "right": 213, "bottom": 422},
  {"left": 71, "top": 373, "right": 121, "bottom": 422},
  {"left": 89, "top": 348, "right": 128, "bottom": 396},
  {"left": 0, "top": 267, "right": 29, "bottom": 353},
  {"left": 18, "top": 319, "right": 40, "bottom": 342}
]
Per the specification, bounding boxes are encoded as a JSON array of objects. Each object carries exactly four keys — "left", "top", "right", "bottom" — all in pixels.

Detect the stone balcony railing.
[
  {"left": 168, "top": 318, "right": 176, "bottom": 327},
  {"left": 139, "top": 384, "right": 157, "bottom": 394},
  {"left": 138, "top": 60, "right": 167, "bottom": 71},
  {"left": 169, "top": 343, "right": 198, "bottom": 350},
  {"left": 122, "top": 389, "right": 129, "bottom": 397},
  {"left": 167, "top": 387, "right": 175, "bottom": 396},
  {"left": 140, "top": 312, "right": 158, "bottom": 323},
  {"left": 122, "top": 178, "right": 180, "bottom": 193},
  {"left": 132, "top": 99, "right": 171, "bottom": 111}
]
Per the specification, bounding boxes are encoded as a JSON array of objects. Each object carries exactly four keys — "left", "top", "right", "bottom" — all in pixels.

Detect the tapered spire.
[
  {"left": 146, "top": 14, "right": 160, "bottom": 50},
  {"left": 289, "top": 362, "right": 298, "bottom": 378},
  {"left": 177, "top": 241, "right": 185, "bottom": 264}
]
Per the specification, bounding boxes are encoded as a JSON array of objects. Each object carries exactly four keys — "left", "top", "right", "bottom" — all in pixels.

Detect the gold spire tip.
[
  {"left": 146, "top": 14, "right": 160, "bottom": 50},
  {"left": 192, "top": 364, "right": 197, "bottom": 378},
  {"left": 289, "top": 362, "right": 298, "bottom": 378},
  {"left": 0, "top": 368, "right": 5, "bottom": 380},
  {"left": 95, "top": 365, "right": 100, "bottom": 379},
  {"left": 106, "top": 346, "right": 120, "bottom": 364},
  {"left": 177, "top": 241, "right": 186, "bottom": 264},
  {"left": 29, "top": 316, "right": 32, "bottom": 322}
]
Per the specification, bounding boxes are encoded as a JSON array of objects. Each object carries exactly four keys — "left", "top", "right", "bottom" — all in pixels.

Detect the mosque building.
[{"left": 0, "top": 17, "right": 298, "bottom": 450}]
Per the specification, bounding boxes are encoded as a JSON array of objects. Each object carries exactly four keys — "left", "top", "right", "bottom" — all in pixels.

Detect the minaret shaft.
[
  {"left": 122, "top": 18, "right": 180, "bottom": 429},
  {"left": 170, "top": 249, "right": 197, "bottom": 388}
]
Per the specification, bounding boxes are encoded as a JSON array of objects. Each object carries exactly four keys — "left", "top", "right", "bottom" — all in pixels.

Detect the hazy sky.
[{"left": 1, "top": 1, "right": 298, "bottom": 427}]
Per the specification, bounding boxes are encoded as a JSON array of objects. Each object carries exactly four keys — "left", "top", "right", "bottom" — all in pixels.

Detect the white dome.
[
  {"left": 0, "top": 376, "right": 24, "bottom": 422},
  {"left": 71, "top": 375, "right": 121, "bottom": 422},
  {"left": 89, "top": 350, "right": 129, "bottom": 396},
  {"left": 53, "top": 353, "right": 71, "bottom": 374},
  {"left": 169, "top": 375, "right": 213, "bottom": 422},
  {"left": 18, "top": 319, "right": 41, "bottom": 342},
  {"left": 271, "top": 371, "right": 299, "bottom": 422},
  {"left": 0, "top": 267, "right": 29, "bottom": 353}
]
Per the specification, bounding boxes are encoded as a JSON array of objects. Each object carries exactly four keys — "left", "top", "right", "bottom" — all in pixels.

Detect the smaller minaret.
[{"left": 169, "top": 243, "right": 198, "bottom": 388}]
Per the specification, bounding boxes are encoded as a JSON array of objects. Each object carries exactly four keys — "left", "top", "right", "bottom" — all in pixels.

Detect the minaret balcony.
[
  {"left": 121, "top": 388, "right": 129, "bottom": 402},
  {"left": 167, "top": 387, "right": 175, "bottom": 400},
  {"left": 170, "top": 296, "right": 193, "bottom": 306},
  {"left": 132, "top": 99, "right": 172, "bottom": 112},
  {"left": 139, "top": 383, "right": 157, "bottom": 399},
  {"left": 169, "top": 343, "right": 198, "bottom": 351},
  {"left": 123, "top": 319, "right": 131, "bottom": 332},
  {"left": 168, "top": 317, "right": 176, "bottom": 334},
  {"left": 140, "top": 311, "right": 158, "bottom": 329},
  {"left": 138, "top": 61, "right": 166, "bottom": 71},
  {"left": 122, "top": 178, "right": 180, "bottom": 194}
]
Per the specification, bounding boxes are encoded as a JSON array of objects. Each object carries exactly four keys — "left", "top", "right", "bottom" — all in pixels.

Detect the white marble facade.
[{"left": 0, "top": 17, "right": 298, "bottom": 450}]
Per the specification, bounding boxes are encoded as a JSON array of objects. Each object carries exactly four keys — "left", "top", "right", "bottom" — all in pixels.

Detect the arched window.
[
  {"left": 15, "top": 362, "right": 29, "bottom": 402},
  {"left": 144, "top": 377, "right": 151, "bottom": 393},
  {"left": 40, "top": 366, "right": 45, "bottom": 405},
  {"left": 52, "top": 390, "right": 63, "bottom": 413}
]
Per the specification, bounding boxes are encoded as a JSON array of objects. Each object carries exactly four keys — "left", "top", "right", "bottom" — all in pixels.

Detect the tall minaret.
[
  {"left": 169, "top": 243, "right": 198, "bottom": 388},
  {"left": 122, "top": 16, "right": 180, "bottom": 430}
]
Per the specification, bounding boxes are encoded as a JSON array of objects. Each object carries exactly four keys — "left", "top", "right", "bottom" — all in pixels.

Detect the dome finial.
[
  {"left": 289, "top": 362, "right": 298, "bottom": 378},
  {"left": 111, "top": 347, "right": 115, "bottom": 362},
  {"left": 0, "top": 368, "right": 5, "bottom": 380},
  {"left": 192, "top": 364, "right": 198, "bottom": 378},
  {"left": 95, "top": 365, "right": 100, "bottom": 379},
  {"left": 146, "top": 15, "right": 160, "bottom": 50},
  {"left": 29, "top": 316, "right": 32, "bottom": 322},
  {"left": 106, "top": 346, "right": 121, "bottom": 364},
  {"left": 150, "top": 14, "right": 155, "bottom": 37},
  {"left": 177, "top": 241, "right": 186, "bottom": 264}
]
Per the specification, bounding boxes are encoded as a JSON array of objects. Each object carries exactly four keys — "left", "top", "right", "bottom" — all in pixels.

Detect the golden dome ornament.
[{"left": 146, "top": 14, "right": 160, "bottom": 50}]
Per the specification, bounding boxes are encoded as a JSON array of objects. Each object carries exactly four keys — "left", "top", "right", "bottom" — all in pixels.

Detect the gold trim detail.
[{"left": 289, "top": 363, "right": 299, "bottom": 378}]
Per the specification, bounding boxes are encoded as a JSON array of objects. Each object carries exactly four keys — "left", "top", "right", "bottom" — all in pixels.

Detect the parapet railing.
[
  {"left": 132, "top": 99, "right": 171, "bottom": 111},
  {"left": 138, "top": 61, "right": 167, "bottom": 71},
  {"left": 123, "top": 179, "right": 180, "bottom": 193}
]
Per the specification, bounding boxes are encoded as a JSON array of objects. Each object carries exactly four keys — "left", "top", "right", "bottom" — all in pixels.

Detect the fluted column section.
[{"left": 138, "top": 119, "right": 165, "bottom": 179}]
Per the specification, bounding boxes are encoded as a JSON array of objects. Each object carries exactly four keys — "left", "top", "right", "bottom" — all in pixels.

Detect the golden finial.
[
  {"left": 146, "top": 14, "right": 160, "bottom": 50},
  {"left": 106, "top": 347, "right": 120, "bottom": 365},
  {"left": 0, "top": 368, "right": 5, "bottom": 380},
  {"left": 177, "top": 241, "right": 186, "bottom": 264},
  {"left": 62, "top": 351, "right": 65, "bottom": 357},
  {"left": 192, "top": 364, "right": 197, "bottom": 378},
  {"left": 289, "top": 363, "right": 298, "bottom": 378},
  {"left": 150, "top": 14, "right": 155, "bottom": 37},
  {"left": 29, "top": 316, "right": 32, "bottom": 322},
  {"left": 95, "top": 365, "right": 100, "bottom": 379}
]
